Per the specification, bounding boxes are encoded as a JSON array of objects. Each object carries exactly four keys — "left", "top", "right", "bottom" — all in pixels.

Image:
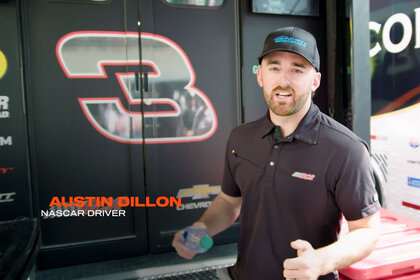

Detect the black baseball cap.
[{"left": 258, "top": 27, "right": 320, "bottom": 71}]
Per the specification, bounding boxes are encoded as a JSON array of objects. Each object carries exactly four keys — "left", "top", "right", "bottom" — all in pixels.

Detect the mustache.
[{"left": 272, "top": 86, "right": 295, "bottom": 94}]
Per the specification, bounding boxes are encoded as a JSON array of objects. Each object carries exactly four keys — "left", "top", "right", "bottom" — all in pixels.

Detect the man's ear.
[
  {"left": 256, "top": 66, "right": 263, "bottom": 88},
  {"left": 311, "top": 72, "right": 321, "bottom": 92}
]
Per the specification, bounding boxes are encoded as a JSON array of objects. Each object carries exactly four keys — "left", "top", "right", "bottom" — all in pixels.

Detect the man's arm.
[
  {"left": 172, "top": 191, "right": 242, "bottom": 259},
  {"left": 283, "top": 210, "right": 381, "bottom": 280}
]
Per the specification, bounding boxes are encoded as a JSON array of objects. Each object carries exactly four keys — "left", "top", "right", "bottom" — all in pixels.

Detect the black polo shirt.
[{"left": 222, "top": 103, "right": 380, "bottom": 280}]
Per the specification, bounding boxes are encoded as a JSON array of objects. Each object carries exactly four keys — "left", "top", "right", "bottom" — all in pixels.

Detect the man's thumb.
[{"left": 290, "top": 239, "right": 312, "bottom": 257}]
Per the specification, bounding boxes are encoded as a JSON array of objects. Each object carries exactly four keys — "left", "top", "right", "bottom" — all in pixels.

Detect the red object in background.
[
  {"left": 338, "top": 208, "right": 420, "bottom": 280},
  {"left": 340, "top": 272, "right": 420, "bottom": 280}
]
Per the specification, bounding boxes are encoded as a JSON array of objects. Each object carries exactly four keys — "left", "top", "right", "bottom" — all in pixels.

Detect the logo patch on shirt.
[{"left": 292, "top": 171, "right": 315, "bottom": 181}]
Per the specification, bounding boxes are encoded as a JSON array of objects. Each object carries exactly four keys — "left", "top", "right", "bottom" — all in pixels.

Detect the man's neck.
[{"left": 269, "top": 101, "right": 311, "bottom": 137}]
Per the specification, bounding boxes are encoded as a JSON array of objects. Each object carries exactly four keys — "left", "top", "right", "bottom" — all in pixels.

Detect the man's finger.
[
  {"left": 290, "top": 239, "right": 313, "bottom": 257},
  {"left": 283, "top": 265, "right": 300, "bottom": 279},
  {"left": 172, "top": 229, "right": 197, "bottom": 259}
]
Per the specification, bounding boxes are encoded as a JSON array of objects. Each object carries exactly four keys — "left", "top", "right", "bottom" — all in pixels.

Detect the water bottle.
[{"left": 182, "top": 226, "right": 213, "bottom": 253}]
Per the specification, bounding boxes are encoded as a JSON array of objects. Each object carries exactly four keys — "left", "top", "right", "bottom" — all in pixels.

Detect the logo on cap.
[{"left": 274, "top": 36, "right": 308, "bottom": 48}]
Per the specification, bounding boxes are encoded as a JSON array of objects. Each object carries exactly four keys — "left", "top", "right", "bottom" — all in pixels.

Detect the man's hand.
[
  {"left": 283, "top": 239, "right": 324, "bottom": 280},
  {"left": 172, "top": 229, "right": 197, "bottom": 259},
  {"left": 283, "top": 212, "right": 380, "bottom": 280},
  {"left": 171, "top": 222, "right": 207, "bottom": 260}
]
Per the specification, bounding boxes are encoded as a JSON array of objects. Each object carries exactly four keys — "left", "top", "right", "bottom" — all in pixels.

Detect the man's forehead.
[{"left": 263, "top": 51, "right": 311, "bottom": 66}]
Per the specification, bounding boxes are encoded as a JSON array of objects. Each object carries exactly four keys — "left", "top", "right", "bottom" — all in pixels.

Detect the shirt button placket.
[{"left": 265, "top": 143, "right": 281, "bottom": 183}]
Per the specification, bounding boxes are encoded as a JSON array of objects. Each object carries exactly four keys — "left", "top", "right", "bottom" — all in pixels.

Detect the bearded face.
[
  {"left": 257, "top": 51, "right": 321, "bottom": 119},
  {"left": 262, "top": 84, "right": 312, "bottom": 117}
]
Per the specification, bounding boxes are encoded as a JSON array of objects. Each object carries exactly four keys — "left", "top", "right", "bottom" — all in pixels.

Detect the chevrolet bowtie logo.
[{"left": 177, "top": 184, "right": 221, "bottom": 200}]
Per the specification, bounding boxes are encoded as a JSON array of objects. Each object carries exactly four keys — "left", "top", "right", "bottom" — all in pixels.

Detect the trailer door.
[
  {"left": 137, "top": 0, "right": 240, "bottom": 252},
  {"left": 24, "top": 0, "right": 150, "bottom": 268}
]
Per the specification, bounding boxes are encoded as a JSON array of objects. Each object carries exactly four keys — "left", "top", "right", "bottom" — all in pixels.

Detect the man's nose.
[{"left": 276, "top": 71, "right": 291, "bottom": 87}]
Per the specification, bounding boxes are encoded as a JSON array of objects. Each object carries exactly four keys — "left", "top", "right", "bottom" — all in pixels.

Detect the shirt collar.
[
  {"left": 259, "top": 111, "right": 276, "bottom": 139},
  {"left": 293, "top": 102, "right": 321, "bottom": 145},
  {"left": 258, "top": 102, "right": 321, "bottom": 145}
]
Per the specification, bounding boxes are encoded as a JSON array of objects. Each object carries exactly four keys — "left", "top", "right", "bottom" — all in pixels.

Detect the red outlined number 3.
[{"left": 56, "top": 31, "right": 217, "bottom": 144}]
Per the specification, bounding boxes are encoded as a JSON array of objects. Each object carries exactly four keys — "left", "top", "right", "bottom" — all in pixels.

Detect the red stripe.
[
  {"left": 402, "top": 201, "right": 420, "bottom": 211},
  {"left": 376, "top": 85, "right": 420, "bottom": 115}
]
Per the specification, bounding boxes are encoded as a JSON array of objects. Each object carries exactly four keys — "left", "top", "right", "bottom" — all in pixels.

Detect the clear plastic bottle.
[{"left": 182, "top": 226, "right": 213, "bottom": 253}]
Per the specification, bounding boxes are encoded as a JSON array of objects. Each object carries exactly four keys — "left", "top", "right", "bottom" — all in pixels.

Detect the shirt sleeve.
[
  {"left": 221, "top": 133, "right": 242, "bottom": 197},
  {"left": 334, "top": 141, "right": 381, "bottom": 221}
]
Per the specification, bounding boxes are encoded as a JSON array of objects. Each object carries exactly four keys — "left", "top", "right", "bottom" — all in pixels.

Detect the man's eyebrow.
[
  {"left": 292, "top": 62, "right": 307, "bottom": 68},
  {"left": 266, "top": 59, "right": 280, "bottom": 65}
]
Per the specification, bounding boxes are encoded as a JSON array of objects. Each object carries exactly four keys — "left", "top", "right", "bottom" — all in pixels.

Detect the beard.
[{"left": 263, "top": 85, "right": 311, "bottom": 117}]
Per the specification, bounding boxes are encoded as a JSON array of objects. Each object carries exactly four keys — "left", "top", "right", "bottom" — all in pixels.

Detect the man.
[{"left": 172, "top": 26, "right": 381, "bottom": 280}]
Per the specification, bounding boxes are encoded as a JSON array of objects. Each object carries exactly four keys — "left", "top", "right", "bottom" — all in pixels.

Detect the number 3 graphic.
[{"left": 56, "top": 31, "right": 217, "bottom": 144}]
